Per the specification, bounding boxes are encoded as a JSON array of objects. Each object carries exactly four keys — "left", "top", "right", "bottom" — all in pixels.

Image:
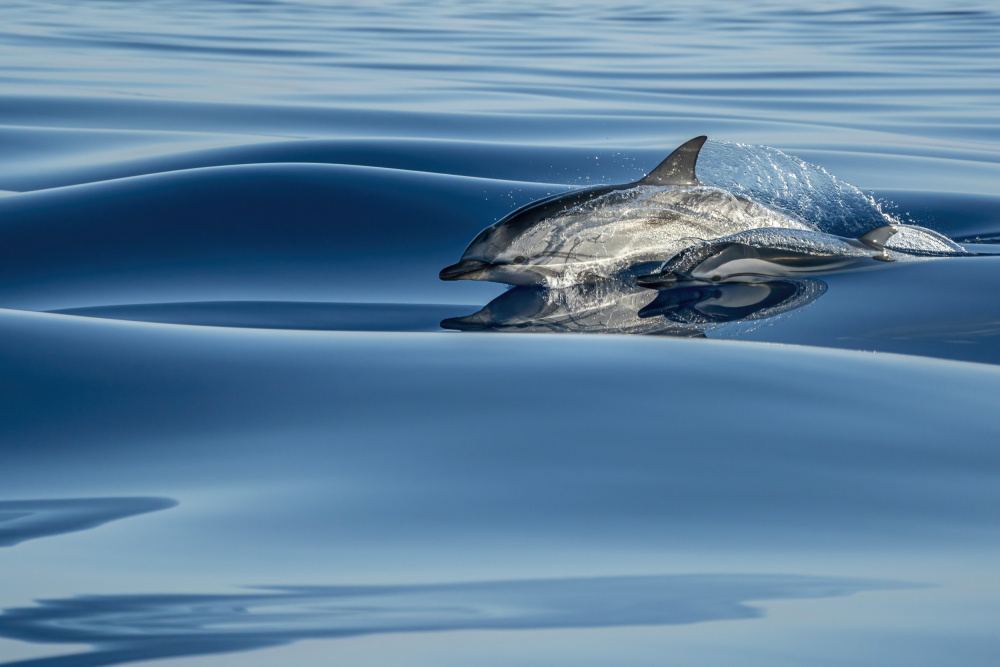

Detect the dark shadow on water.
[
  {"left": 0, "top": 574, "right": 907, "bottom": 667},
  {"left": 51, "top": 302, "right": 464, "bottom": 332},
  {"left": 0, "top": 498, "right": 177, "bottom": 548}
]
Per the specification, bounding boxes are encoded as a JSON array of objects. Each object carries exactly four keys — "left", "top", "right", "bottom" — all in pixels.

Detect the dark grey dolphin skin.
[{"left": 439, "top": 136, "right": 709, "bottom": 284}]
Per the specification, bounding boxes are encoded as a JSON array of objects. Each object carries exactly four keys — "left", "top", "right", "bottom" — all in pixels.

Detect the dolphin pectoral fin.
[
  {"left": 858, "top": 224, "right": 898, "bottom": 251},
  {"left": 638, "top": 136, "right": 708, "bottom": 187}
]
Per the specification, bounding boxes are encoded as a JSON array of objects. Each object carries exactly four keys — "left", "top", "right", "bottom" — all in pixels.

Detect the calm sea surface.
[{"left": 1, "top": 2, "right": 999, "bottom": 665}]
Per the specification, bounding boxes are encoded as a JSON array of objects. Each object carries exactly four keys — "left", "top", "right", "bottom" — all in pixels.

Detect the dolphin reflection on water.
[
  {"left": 442, "top": 282, "right": 702, "bottom": 335},
  {"left": 440, "top": 136, "right": 970, "bottom": 333},
  {"left": 637, "top": 279, "right": 827, "bottom": 326},
  {"left": 441, "top": 278, "right": 826, "bottom": 335}
]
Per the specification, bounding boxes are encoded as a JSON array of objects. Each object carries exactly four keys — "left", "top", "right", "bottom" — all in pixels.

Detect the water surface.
[{"left": 1, "top": 2, "right": 999, "bottom": 665}]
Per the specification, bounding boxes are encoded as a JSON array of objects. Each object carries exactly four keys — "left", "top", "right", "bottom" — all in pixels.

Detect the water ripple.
[{"left": 0, "top": 575, "right": 904, "bottom": 667}]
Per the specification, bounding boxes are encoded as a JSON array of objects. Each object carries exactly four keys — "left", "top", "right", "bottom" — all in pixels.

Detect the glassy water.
[{"left": 1, "top": 2, "right": 999, "bottom": 665}]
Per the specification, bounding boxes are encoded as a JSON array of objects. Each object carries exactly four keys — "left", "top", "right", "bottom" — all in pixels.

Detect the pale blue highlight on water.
[{"left": 1, "top": 1, "right": 1000, "bottom": 666}]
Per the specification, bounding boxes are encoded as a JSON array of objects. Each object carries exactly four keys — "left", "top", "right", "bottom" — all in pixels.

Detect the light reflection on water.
[
  {"left": 1, "top": 0, "right": 999, "bottom": 156},
  {"left": 1, "top": 1, "right": 997, "bottom": 128}
]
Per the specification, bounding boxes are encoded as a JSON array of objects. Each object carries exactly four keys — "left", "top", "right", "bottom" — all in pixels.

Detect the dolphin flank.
[
  {"left": 635, "top": 226, "right": 901, "bottom": 288},
  {"left": 635, "top": 224, "right": 969, "bottom": 288},
  {"left": 439, "top": 136, "right": 814, "bottom": 287}
]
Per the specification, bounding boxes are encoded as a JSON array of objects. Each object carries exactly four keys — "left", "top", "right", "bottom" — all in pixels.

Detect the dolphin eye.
[{"left": 512, "top": 256, "right": 527, "bottom": 264}]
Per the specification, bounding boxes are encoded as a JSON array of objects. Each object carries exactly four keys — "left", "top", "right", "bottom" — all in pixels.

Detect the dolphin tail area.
[{"left": 858, "top": 224, "right": 898, "bottom": 251}]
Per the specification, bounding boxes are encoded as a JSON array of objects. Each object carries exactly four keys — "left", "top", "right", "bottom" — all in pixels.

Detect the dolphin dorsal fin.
[
  {"left": 638, "top": 136, "right": 708, "bottom": 186},
  {"left": 858, "top": 224, "right": 898, "bottom": 251}
]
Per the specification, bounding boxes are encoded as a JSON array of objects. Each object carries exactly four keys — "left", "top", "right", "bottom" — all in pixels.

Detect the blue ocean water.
[{"left": 1, "top": 2, "right": 999, "bottom": 665}]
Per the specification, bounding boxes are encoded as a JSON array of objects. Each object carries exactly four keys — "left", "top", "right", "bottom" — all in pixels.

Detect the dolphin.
[
  {"left": 439, "top": 136, "right": 814, "bottom": 286},
  {"left": 635, "top": 224, "right": 968, "bottom": 288},
  {"left": 636, "top": 226, "right": 899, "bottom": 288}
]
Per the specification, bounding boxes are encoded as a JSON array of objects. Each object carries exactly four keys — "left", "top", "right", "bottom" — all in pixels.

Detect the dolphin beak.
[
  {"left": 440, "top": 313, "right": 491, "bottom": 331},
  {"left": 439, "top": 259, "right": 491, "bottom": 281}
]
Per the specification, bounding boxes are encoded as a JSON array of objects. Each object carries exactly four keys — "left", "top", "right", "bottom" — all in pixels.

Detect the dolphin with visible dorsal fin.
[
  {"left": 440, "top": 136, "right": 815, "bottom": 286},
  {"left": 440, "top": 136, "right": 971, "bottom": 288}
]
